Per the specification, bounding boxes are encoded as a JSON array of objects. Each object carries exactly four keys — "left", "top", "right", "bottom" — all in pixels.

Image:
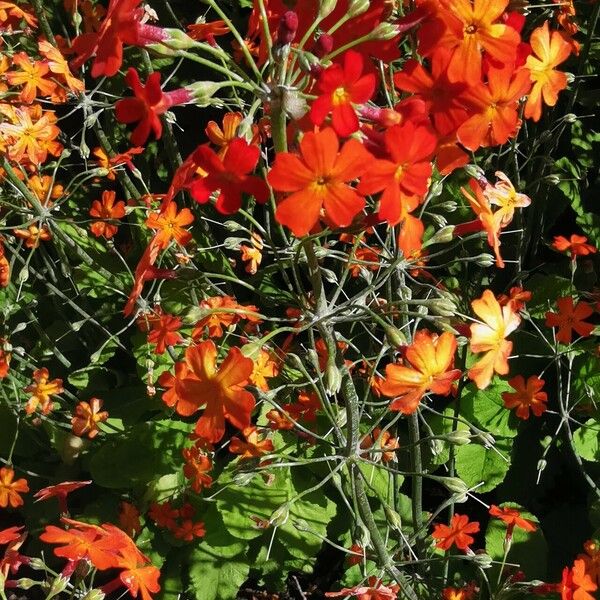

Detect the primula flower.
[
  {"left": 27, "top": 175, "right": 64, "bottom": 207},
  {"left": 173, "top": 519, "right": 206, "bottom": 542},
  {"left": 418, "top": 0, "right": 520, "bottom": 84},
  {"left": 498, "top": 286, "right": 532, "bottom": 313},
  {"left": 310, "top": 50, "right": 376, "bottom": 137},
  {"left": 192, "top": 295, "right": 253, "bottom": 339},
  {"left": 357, "top": 121, "right": 437, "bottom": 225},
  {"left": 147, "top": 311, "right": 183, "bottom": 355},
  {"left": 89, "top": 190, "right": 126, "bottom": 239},
  {"left": 110, "top": 542, "right": 161, "bottom": 600},
  {"left": 38, "top": 40, "right": 85, "bottom": 95},
  {"left": 442, "top": 585, "right": 477, "bottom": 600},
  {"left": 14, "top": 224, "right": 52, "bottom": 249},
  {"left": 24, "top": 367, "right": 63, "bottom": 415},
  {"left": 524, "top": 21, "right": 572, "bottom": 122},
  {"left": 0, "top": 467, "right": 29, "bottom": 508},
  {"left": 326, "top": 577, "right": 400, "bottom": 600},
  {"left": 579, "top": 540, "right": 600, "bottom": 585},
  {"left": 249, "top": 349, "right": 279, "bottom": 391},
  {"left": 0, "top": 527, "right": 24, "bottom": 546},
  {"left": 189, "top": 138, "right": 269, "bottom": 214},
  {"left": 145, "top": 201, "right": 194, "bottom": 250},
  {"left": 71, "top": 398, "right": 109, "bottom": 438},
  {"left": 186, "top": 19, "right": 229, "bottom": 43},
  {"left": 483, "top": 171, "right": 531, "bottom": 226},
  {"left": 431, "top": 514, "right": 480, "bottom": 552},
  {"left": 115, "top": 68, "right": 192, "bottom": 146},
  {"left": 34, "top": 480, "right": 91, "bottom": 514},
  {"left": 489, "top": 505, "right": 537, "bottom": 537},
  {"left": 165, "top": 341, "right": 255, "bottom": 443},
  {"left": 5, "top": 52, "right": 57, "bottom": 104},
  {"left": 457, "top": 68, "right": 531, "bottom": 150},
  {"left": 148, "top": 501, "right": 179, "bottom": 530},
  {"left": 360, "top": 427, "right": 400, "bottom": 462},
  {"left": 0, "top": 242, "right": 10, "bottom": 289},
  {"left": 0, "top": 1, "right": 37, "bottom": 28},
  {"left": 205, "top": 112, "right": 259, "bottom": 158},
  {"left": 240, "top": 232, "right": 264, "bottom": 275},
  {"left": 468, "top": 290, "right": 521, "bottom": 390},
  {"left": 230, "top": 426, "right": 274, "bottom": 459},
  {"left": 552, "top": 235, "right": 597, "bottom": 259},
  {"left": 182, "top": 446, "right": 213, "bottom": 493},
  {"left": 545, "top": 297, "right": 595, "bottom": 344},
  {"left": 558, "top": 559, "right": 597, "bottom": 600},
  {"left": 268, "top": 128, "right": 373, "bottom": 236},
  {"left": 378, "top": 330, "right": 461, "bottom": 414},
  {"left": 502, "top": 375, "right": 547, "bottom": 419}
]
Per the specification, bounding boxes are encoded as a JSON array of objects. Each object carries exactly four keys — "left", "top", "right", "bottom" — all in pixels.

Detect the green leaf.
[
  {"left": 89, "top": 420, "right": 191, "bottom": 488},
  {"left": 455, "top": 439, "right": 511, "bottom": 493},
  {"left": 485, "top": 502, "right": 547, "bottom": 580},
  {"left": 526, "top": 274, "right": 572, "bottom": 319},
  {"left": 572, "top": 356, "right": 600, "bottom": 404},
  {"left": 461, "top": 381, "right": 518, "bottom": 438},
  {"left": 573, "top": 419, "right": 600, "bottom": 461}
]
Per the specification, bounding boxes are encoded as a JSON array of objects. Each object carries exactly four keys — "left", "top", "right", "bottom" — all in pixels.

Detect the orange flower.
[
  {"left": 502, "top": 375, "right": 547, "bottom": 419},
  {"left": 0, "top": 346, "right": 10, "bottom": 378},
  {"left": 34, "top": 480, "right": 91, "bottom": 513},
  {"left": 111, "top": 541, "right": 161, "bottom": 600},
  {"left": 240, "top": 232, "right": 264, "bottom": 275},
  {"left": 5, "top": 52, "right": 57, "bottom": 104},
  {"left": 552, "top": 235, "right": 597, "bottom": 259},
  {"left": 147, "top": 310, "right": 183, "bottom": 355},
  {"left": 457, "top": 68, "right": 531, "bottom": 151},
  {"left": 24, "top": 367, "right": 63, "bottom": 415},
  {"left": 118, "top": 501, "right": 142, "bottom": 538},
  {"left": 38, "top": 40, "right": 85, "bottom": 95},
  {"left": 310, "top": 50, "right": 376, "bottom": 137},
  {"left": 442, "top": 584, "right": 477, "bottom": 600},
  {"left": 483, "top": 171, "right": 531, "bottom": 226},
  {"left": 229, "top": 426, "right": 274, "bottom": 458},
  {"left": 14, "top": 224, "right": 52, "bottom": 249},
  {"left": 205, "top": 112, "right": 259, "bottom": 158},
  {"left": 186, "top": 19, "right": 229, "bottom": 43},
  {"left": 145, "top": 200, "right": 194, "bottom": 250},
  {"left": 166, "top": 341, "right": 255, "bottom": 443},
  {"left": 558, "top": 559, "right": 597, "bottom": 600},
  {"left": 0, "top": 526, "right": 24, "bottom": 546},
  {"left": 348, "top": 246, "right": 381, "bottom": 278},
  {"left": 468, "top": 290, "right": 521, "bottom": 390},
  {"left": 497, "top": 286, "right": 532, "bottom": 313},
  {"left": 0, "top": 1, "right": 37, "bottom": 28},
  {"left": 71, "top": 398, "right": 109, "bottom": 439},
  {"left": 489, "top": 505, "right": 537, "bottom": 536},
  {"left": 418, "top": 0, "right": 520, "bottom": 84},
  {"left": 182, "top": 446, "right": 213, "bottom": 493},
  {"left": 431, "top": 514, "right": 480, "bottom": 552},
  {"left": 579, "top": 540, "right": 600, "bottom": 585},
  {"left": 27, "top": 174, "right": 64, "bottom": 207},
  {"left": 89, "top": 190, "right": 126, "bottom": 238},
  {"left": 0, "top": 467, "right": 29, "bottom": 508},
  {"left": 378, "top": 330, "right": 461, "bottom": 414},
  {"left": 191, "top": 295, "right": 259, "bottom": 339},
  {"left": 545, "top": 296, "right": 595, "bottom": 344},
  {"left": 360, "top": 427, "right": 399, "bottom": 462},
  {"left": 0, "top": 241, "right": 9, "bottom": 289},
  {"left": 524, "top": 21, "right": 572, "bottom": 122},
  {"left": 250, "top": 349, "right": 279, "bottom": 391},
  {"left": 326, "top": 577, "right": 400, "bottom": 600},
  {"left": 268, "top": 128, "right": 373, "bottom": 236}
]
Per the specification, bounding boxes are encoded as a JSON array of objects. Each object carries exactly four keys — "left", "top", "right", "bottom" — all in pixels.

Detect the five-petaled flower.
[
  {"left": 89, "top": 190, "right": 126, "bottom": 239},
  {"left": 146, "top": 200, "right": 194, "bottom": 250},
  {"left": 24, "top": 367, "right": 64, "bottom": 415},
  {"left": 432, "top": 514, "right": 480, "bottom": 552},
  {"left": 0, "top": 467, "right": 29, "bottom": 508},
  {"left": 71, "top": 398, "right": 109, "bottom": 439},
  {"left": 502, "top": 375, "right": 547, "bottom": 419},
  {"left": 552, "top": 234, "right": 597, "bottom": 259},
  {"left": 545, "top": 296, "right": 595, "bottom": 344},
  {"left": 489, "top": 504, "right": 537, "bottom": 539}
]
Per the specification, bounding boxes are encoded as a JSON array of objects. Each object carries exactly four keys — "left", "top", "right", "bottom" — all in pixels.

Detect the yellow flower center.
[{"left": 332, "top": 87, "right": 350, "bottom": 106}]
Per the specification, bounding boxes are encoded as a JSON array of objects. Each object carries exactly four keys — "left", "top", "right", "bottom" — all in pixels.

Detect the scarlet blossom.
[
  {"left": 489, "top": 505, "right": 537, "bottom": 536},
  {"left": 182, "top": 446, "right": 213, "bottom": 493},
  {"left": 0, "top": 527, "right": 24, "bottom": 546},
  {"left": 192, "top": 295, "right": 260, "bottom": 339},
  {"left": 24, "top": 367, "right": 64, "bottom": 415},
  {"left": 89, "top": 190, "right": 126, "bottom": 238},
  {"left": 0, "top": 242, "right": 9, "bottom": 289},
  {"left": 498, "top": 286, "right": 532, "bottom": 313},
  {"left": 189, "top": 138, "right": 269, "bottom": 215},
  {"left": 545, "top": 296, "right": 595, "bottom": 344},
  {"left": 92, "top": 146, "right": 144, "bottom": 180},
  {"left": 579, "top": 540, "right": 600, "bottom": 585},
  {"left": 502, "top": 375, "right": 548, "bottom": 419},
  {"left": 71, "top": 398, "right": 109, "bottom": 439},
  {"left": 13, "top": 224, "right": 52, "bottom": 249},
  {"left": 240, "top": 232, "right": 264, "bottom": 275},
  {"left": 147, "top": 311, "right": 183, "bottom": 355},
  {"left": 310, "top": 50, "right": 376, "bottom": 137},
  {"left": 165, "top": 340, "right": 255, "bottom": 443},
  {"left": 115, "top": 68, "right": 192, "bottom": 146},
  {"left": 524, "top": 21, "right": 572, "bottom": 122},
  {"left": 457, "top": 68, "right": 531, "bottom": 151},
  {"left": 348, "top": 246, "right": 381, "bottom": 278},
  {"left": 0, "top": 468, "right": 29, "bottom": 508},
  {"left": 558, "top": 559, "right": 597, "bottom": 600},
  {"left": 468, "top": 290, "right": 521, "bottom": 390},
  {"left": 205, "top": 112, "right": 260, "bottom": 158},
  {"left": 442, "top": 584, "right": 477, "bottom": 600},
  {"left": 5, "top": 52, "right": 57, "bottom": 104},
  {"left": 360, "top": 427, "right": 399, "bottom": 462},
  {"left": 173, "top": 519, "right": 206, "bottom": 542},
  {"left": 145, "top": 200, "right": 194, "bottom": 250},
  {"left": 34, "top": 480, "right": 92, "bottom": 514},
  {"left": 148, "top": 501, "right": 179, "bottom": 530},
  {"left": 229, "top": 426, "right": 274, "bottom": 458},
  {"left": 378, "top": 330, "right": 461, "bottom": 414},
  {"left": 111, "top": 542, "right": 161, "bottom": 600},
  {"left": 186, "top": 19, "right": 229, "bottom": 44},
  {"left": 418, "top": 0, "right": 520, "bottom": 84},
  {"left": 250, "top": 349, "right": 279, "bottom": 391},
  {"left": 268, "top": 128, "right": 373, "bottom": 236},
  {"left": 0, "top": 346, "right": 10, "bottom": 378},
  {"left": 70, "top": 0, "right": 169, "bottom": 77},
  {"left": 119, "top": 502, "right": 142, "bottom": 538},
  {"left": 432, "top": 514, "right": 480, "bottom": 552},
  {"left": 552, "top": 235, "right": 597, "bottom": 259},
  {"left": 326, "top": 577, "right": 400, "bottom": 600}
]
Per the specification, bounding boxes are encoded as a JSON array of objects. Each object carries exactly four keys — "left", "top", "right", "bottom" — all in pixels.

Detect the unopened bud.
[
  {"left": 269, "top": 503, "right": 290, "bottom": 527},
  {"left": 544, "top": 174, "right": 561, "bottom": 185},
  {"left": 326, "top": 361, "right": 342, "bottom": 395},
  {"left": 474, "top": 253, "right": 495, "bottom": 267},
  {"left": 472, "top": 553, "right": 493, "bottom": 569},
  {"left": 314, "top": 33, "right": 334, "bottom": 58},
  {"left": 477, "top": 432, "right": 496, "bottom": 447},
  {"left": 438, "top": 201, "right": 458, "bottom": 212},
  {"left": 224, "top": 220, "right": 244, "bottom": 232},
  {"left": 47, "top": 576, "right": 69, "bottom": 599},
  {"left": 298, "top": 51, "right": 321, "bottom": 73},
  {"left": 15, "top": 578, "right": 37, "bottom": 590},
  {"left": 277, "top": 11, "right": 298, "bottom": 45},
  {"left": 319, "top": 0, "right": 338, "bottom": 18},
  {"left": 427, "top": 297, "right": 458, "bottom": 317},
  {"left": 426, "top": 225, "right": 455, "bottom": 245},
  {"left": 162, "top": 27, "right": 198, "bottom": 50},
  {"left": 464, "top": 164, "right": 486, "bottom": 180},
  {"left": 81, "top": 590, "right": 106, "bottom": 600},
  {"left": 563, "top": 113, "right": 577, "bottom": 123},
  {"left": 384, "top": 326, "right": 407, "bottom": 348},
  {"left": 29, "top": 558, "right": 46, "bottom": 571},
  {"left": 437, "top": 476, "right": 469, "bottom": 496},
  {"left": 348, "top": 0, "right": 370, "bottom": 18},
  {"left": 185, "top": 81, "right": 225, "bottom": 106},
  {"left": 384, "top": 505, "right": 402, "bottom": 531},
  {"left": 445, "top": 430, "right": 471, "bottom": 446},
  {"left": 369, "top": 22, "right": 400, "bottom": 40}
]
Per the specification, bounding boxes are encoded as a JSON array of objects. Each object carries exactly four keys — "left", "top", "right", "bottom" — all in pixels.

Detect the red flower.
[
  {"left": 268, "top": 128, "right": 373, "bottom": 236},
  {"left": 173, "top": 519, "right": 206, "bottom": 541},
  {"left": 489, "top": 505, "right": 537, "bottom": 536},
  {"left": 34, "top": 480, "right": 91, "bottom": 514},
  {"left": 145, "top": 200, "right": 194, "bottom": 250},
  {"left": 115, "top": 68, "right": 191, "bottom": 146},
  {"left": 502, "top": 375, "right": 547, "bottom": 419},
  {"left": 147, "top": 311, "right": 183, "bottom": 354},
  {"left": 72, "top": 398, "right": 109, "bottom": 439},
  {"left": 545, "top": 296, "right": 595, "bottom": 344},
  {"left": 0, "top": 526, "right": 24, "bottom": 546},
  {"left": 182, "top": 446, "right": 213, "bottom": 493},
  {"left": 326, "top": 577, "right": 400, "bottom": 600},
  {"left": 89, "top": 190, "right": 126, "bottom": 239},
  {"left": 431, "top": 514, "right": 480, "bottom": 552},
  {"left": 230, "top": 426, "right": 274, "bottom": 458},
  {"left": 558, "top": 559, "right": 597, "bottom": 600},
  {"left": 189, "top": 138, "right": 269, "bottom": 214},
  {"left": 552, "top": 235, "right": 597, "bottom": 259},
  {"left": 310, "top": 50, "right": 376, "bottom": 137}
]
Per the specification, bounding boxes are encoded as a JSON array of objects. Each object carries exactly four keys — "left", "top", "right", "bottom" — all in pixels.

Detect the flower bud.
[
  {"left": 184, "top": 81, "right": 225, "bottom": 107},
  {"left": 426, "top": 297, "right": 458, "bottom": 318},
  {"left": 162, "top": 27, "right": 199, "bottom": 50},
  {"left": 473, "top": 253, "right": 495, "bottom": 267},
  {"left": 464, "top": 164, "right": 485, "bottom": 180},
  {"left": 384, "top": 505, "right": 403, "bottom": 531},
  {"left": 438, "top": 201, "right": 458, "bottom": 213},
  {"left": 477, "top": 432, "right": 495, "bottom": 447},
  {"left": 445, "top": 430, "right": 471, "bottom": 446},
  {"left": 277, "top": 11, "right": 298, "bottom": 45},
  {"left": 29, "top": 558, "right": 46, "bottom": 571},
  {"left": 224, "top": 220, "right": 245, "bottom": 232},
  {"left": 298, "top": 51, "right": 321, "bottom": 73},
  {"left": 326, "top": 362, "right": 342, "bottom": 395},
  {"left": 543, "top": 174, "right": 561, "bottom": 185},
  {"left": 472, "top": 553, "right": 493, "bottom": 569},
  {"left": 319, "top": 0, "right": 338, "bottom": 18},
  {"left": 348, "top": 0, "right": 370, "bottom": 18},
  {"left": 563, "top": 113, "right": 577, "bottom": 123},
  {"left": 437, "top": 476, "right": 469, "bottom": 496},
  {"left": 384, "top": 326, "right": 407, "bottom": 348},
  {"left": 269, "top": 503, "right": 290, "bottom": 527},
  {"left": 369, "top": 22, "right": 400, "bottom": 40},
  {"left": 81, "top": 590, "right": 106, "bottom": 600},
  {"left": 15, "top": 578, "right": 37, "bottom": 590},
  {"left": 47, "top": 576, "right": 69, "bottom": 599},
  {"left": 314, "top": 33, "right": 334, "bottom": 58}
]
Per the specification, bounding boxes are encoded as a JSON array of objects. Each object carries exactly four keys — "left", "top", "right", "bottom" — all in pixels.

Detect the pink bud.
[
  {"left": 314, "top": 33, "right": 333, "bottom": 57},
  {"left": 277, "top": 11, "right": 298, "bottom": 45}
]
